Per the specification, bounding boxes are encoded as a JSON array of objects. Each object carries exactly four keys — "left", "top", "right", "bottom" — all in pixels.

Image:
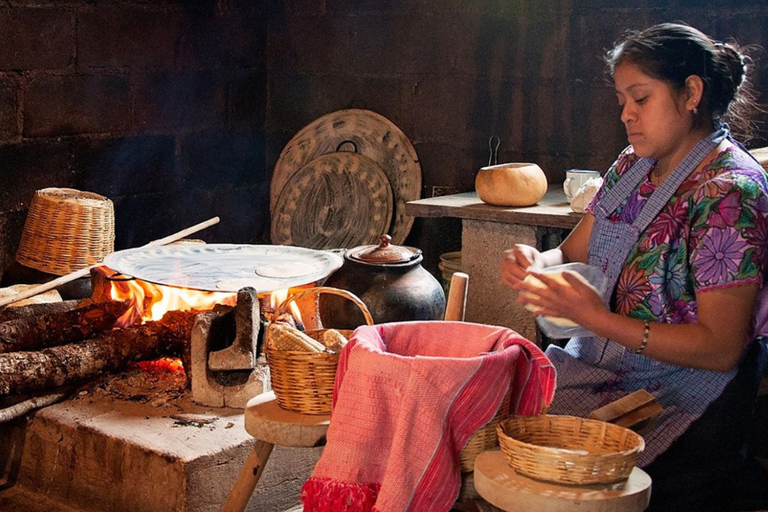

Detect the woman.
[{"left": 501, "top": 23, "right": 768, "bottom": 511}]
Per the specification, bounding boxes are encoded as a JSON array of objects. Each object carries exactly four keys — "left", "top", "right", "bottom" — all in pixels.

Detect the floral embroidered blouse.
[{"left": 586, "top": 145, "right": 768, "bottom": 330}]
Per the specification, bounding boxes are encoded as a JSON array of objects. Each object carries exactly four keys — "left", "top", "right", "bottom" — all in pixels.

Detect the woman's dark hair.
[{"left": 605, "top": 23, "right": 760, "bottom": 140}]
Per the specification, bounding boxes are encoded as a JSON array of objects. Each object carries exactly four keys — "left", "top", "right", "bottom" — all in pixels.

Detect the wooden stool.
[
  {"left": 222, "top": 391, "right": 330, "bottom": 512},
  {"left": 473, "top": 450, "right": 652, "bottom": 512}
]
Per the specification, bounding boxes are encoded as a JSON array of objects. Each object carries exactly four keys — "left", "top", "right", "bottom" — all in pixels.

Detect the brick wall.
[
  {"left": 265, "top": 0, "right": 768, "bottom": 270},
  {"left": 2, "top": 0, "right": 767, "bottom": 280},
  {"left": 0, "top": 0, "right": 268, "bottom": 278}
]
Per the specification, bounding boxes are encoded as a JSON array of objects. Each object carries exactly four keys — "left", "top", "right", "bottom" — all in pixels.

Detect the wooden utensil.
[
  {"left": 271, "top": 151, "right": 394, "bottom": 250},
  {"left": 588, "top": 389, "right": 664, "bottom": 436},
  {"left": 271, "top": 109, "right": 421, "bottom": 245},
  {"left": 0, "top": 217, "right": 220, "bottom": 309},
  {"left": 444, "top": 271, "right": 468, "bottom": 322}
]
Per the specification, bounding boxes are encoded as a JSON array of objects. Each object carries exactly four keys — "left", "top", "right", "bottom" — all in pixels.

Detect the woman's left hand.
[{"left": 513, "top": 269, "right": 609, "bottom": 329}]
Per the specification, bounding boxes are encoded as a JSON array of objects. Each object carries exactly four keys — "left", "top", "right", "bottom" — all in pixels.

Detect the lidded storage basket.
[
  {"left": 497, "top": 414, "right": 644, "bottom": 485},
  {"left": 266, "top": 286, "right": 373, "bottom": 415},
  {"left": 16, "top": 188, "right": 115, "bottom": 276}
]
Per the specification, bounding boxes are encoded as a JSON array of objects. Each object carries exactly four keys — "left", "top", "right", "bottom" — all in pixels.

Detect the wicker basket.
[
  {"left": 266, "top": 286, "right": 373, "bottom": 415},
  {"left": 16, "top": 188, "right": 115, "bottom": 276},
  {"left": 497, "top": 414, "right": 645, "bottom": 485},
  {"left": 458, "top": 380, "right": 514, "bottom": 473}
]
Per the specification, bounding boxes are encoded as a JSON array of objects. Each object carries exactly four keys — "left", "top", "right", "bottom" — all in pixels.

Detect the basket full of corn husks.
[{"left": 265, "top": 287, "right": 373, "bottom": 415}]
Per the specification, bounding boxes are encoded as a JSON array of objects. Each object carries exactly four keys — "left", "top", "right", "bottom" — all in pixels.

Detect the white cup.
[{"left": 563, "top": 169, "right": 601, "bottom": 203}]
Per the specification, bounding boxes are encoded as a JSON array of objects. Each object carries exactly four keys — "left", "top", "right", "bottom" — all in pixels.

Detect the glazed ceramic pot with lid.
[{"left": 320, "top": 235, "right": 446, "bottom": 328}]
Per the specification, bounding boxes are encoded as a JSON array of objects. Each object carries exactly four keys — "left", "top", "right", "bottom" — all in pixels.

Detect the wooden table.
[
  {"left": 406, "top": 189, "right": 582, "bottom": 341},
  {"left": 473, "top": 450, "right": 652, "bottom": 512}
]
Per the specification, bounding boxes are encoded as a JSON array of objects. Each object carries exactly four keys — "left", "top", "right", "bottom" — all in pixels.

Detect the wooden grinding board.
[
  {"left": 473, "top": 450, "right": 651, "bottom": 512},
  {"left": 271, "top": 152, "right": 394, "bottom": 250},
  {"left": 271, "top": 109, "right": 421, "bottom": 245}
]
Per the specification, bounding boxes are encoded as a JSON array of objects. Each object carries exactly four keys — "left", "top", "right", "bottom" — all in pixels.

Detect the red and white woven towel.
[{"left": 301, "top": 321, "right": 556, "bottom": 512}]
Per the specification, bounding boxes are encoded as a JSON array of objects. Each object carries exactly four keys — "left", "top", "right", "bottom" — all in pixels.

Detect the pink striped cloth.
[{"left": 301, "top": 321, "right": 556, "bottom": 512}]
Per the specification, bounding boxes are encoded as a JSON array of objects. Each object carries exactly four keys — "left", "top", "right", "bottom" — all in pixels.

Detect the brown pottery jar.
[{"left": 319, "top": 235, "right": 446, "bottom": 329}]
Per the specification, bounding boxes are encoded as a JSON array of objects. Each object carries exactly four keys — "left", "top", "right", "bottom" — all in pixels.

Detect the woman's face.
[{"left": 614, "top": 62, "right": 692, "bottom": 163}]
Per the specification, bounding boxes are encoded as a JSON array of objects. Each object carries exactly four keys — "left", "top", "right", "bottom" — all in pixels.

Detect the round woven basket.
[
  {"left": 497, "top": 415, "right": 645, "bottom": 485},
  {"left": 16, "top": 188, "right": 115, "bottom": 276},
  {"left": 265, "top": 287, "right": 373, "bottom": 415},
  {"left": 458, "top": 381, "right": 513, "bottom": 473}
]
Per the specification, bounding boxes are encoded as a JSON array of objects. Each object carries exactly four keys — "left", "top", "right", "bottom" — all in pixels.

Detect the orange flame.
[
  {"left": 269, "top": 288, "right": 303, "bottom": 322},
  {"left": 107, "top": 273, "right": 237, "bottom": 327}
]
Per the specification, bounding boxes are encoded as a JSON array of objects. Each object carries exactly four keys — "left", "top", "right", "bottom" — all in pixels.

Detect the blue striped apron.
[{"left": 545, "top": 126, "right": 740, "bottom": 466}]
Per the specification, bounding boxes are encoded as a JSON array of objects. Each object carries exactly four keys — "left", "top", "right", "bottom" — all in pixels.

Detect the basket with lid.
[
  {"left": 497, "top": 414, "right": 645, "bottom": 485},
  {"left": 265, "top": 286, "right": 373, "bottom": 415}
]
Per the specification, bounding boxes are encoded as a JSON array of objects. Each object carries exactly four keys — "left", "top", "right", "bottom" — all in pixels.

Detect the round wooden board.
[
  {"left": 473, "top": 450, "right": 651, "bottom": 512},
  {"left": 271, "top": 109, "right": 421, "bottom": 245},
  {"left": 271, "top": 151, "right": 394, "bottom": 250}
]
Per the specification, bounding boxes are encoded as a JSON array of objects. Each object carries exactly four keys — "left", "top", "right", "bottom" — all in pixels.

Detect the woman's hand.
[
  {"left": 500, "top": 244, "right": 546, "bottom": 289},
  {"left": 514, "top": 269, "right": 610, "bottom": 329}
]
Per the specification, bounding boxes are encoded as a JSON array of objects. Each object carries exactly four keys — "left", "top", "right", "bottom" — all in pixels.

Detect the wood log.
[
  {"left": 0, "top": 301, "right": 131, "bottom": 354},
  {"left": 0, "top": 299, "right": 81, "bottom": 323},
  {"left": 0, "top": 310, "right": 200, "bottom": 396}
]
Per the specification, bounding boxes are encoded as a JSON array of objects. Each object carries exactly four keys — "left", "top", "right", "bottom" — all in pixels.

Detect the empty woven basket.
[
  {"left": 497, "top": 414, "right": 645, "bottom": 485},
  {"left": 16, "top": 188, "right": 115, "bottom": 276}
]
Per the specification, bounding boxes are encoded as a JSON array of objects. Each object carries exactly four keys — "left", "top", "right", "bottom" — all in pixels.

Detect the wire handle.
[
  {"left": 273, "top": 286, "right": 374, "bottom": 326},
  {"left": 488, "top": 135, "right": 501, "bottom": 166}
]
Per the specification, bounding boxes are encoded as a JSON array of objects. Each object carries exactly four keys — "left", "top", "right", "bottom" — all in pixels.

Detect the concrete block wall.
[
  {"left": 0, "top": 1, "right": 268, "bottom": 278},
  {"left": 265, "top": 0, "right": 768, "bottom": 270}
]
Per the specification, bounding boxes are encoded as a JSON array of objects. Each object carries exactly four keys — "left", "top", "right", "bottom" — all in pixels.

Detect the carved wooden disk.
[
  {"left": 270, "top": 109, "right": 421, "bottom": 245},
  {"left": 270, "top": 152, "right": 394, "bottom": 250}
]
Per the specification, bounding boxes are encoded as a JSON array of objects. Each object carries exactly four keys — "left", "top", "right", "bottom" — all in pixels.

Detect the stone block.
[
  {"left": 347, "top": 15, "right": 420, "bottom": 75},
  {"left": 111, "top": 192, "right": 193, "bottom": 249},
  {"left": 266, "top": 73, "right": 358, "bottom": 133},
  {"left": 410, "top": 76, "right": 484, "bottom": 145},
  {"left": 77, "top": 7, "right": 179, "bottom": 69},
  {"left": 133, "top": 72, "right": 227, "bottom": 131},
  {"left": 229, "top": 71, "right": 267, "bottom": 128},
  {"left": 0, "top": 77, "right": 17, "bottom": 140},
  {"left": 284, "top": 0, "right": 326, "bottom": 15},
  {"left": 462, "top": 219, "right": 539, "bottom": 342},
  {"left": 208, "top": 185, "right": 271, "bottom": 245},
  {"left": 72, "top": 135, "right": 176, "bottom": 198},
  {"left": 179, "top": 129, "right": 265, "bottom": 189},
  {"left": 0, "top": 141, "right": 75, "bottom": 212},
  {"left": 24, "top": 75, "right": 130, "bottom": 136},
  {"left": 0, "top": 8, "right": 73, "bottom": 71},
  {"left": 0, "top": 395, "right": 321, "bottom": 512},
  {"left": 414, "top": 142, "right": 483, "bottom": 193},
  {"left": 178, "top": 2, "right": 267, "bottom": 69},
  {"left": 0, "top": 211, "right": 25, "bottom": 280},
  {"left": 267, "top": 15, "right": 354, "bottom": 75}
]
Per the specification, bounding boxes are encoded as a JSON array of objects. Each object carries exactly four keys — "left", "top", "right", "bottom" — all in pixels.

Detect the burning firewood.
[
  {"left": 0, "top": 309, "right": 200, "bottom": 397},
  {"left": 0, "top": 299, "right": 81, "bottom": 323},
  {"left": 0, "top": 300, "right": 131, "bottom": 354}
]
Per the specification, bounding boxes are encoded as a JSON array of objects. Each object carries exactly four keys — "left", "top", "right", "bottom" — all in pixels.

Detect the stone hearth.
[{"left": 0, "top": 366, "right": 320, "bottom": 512}]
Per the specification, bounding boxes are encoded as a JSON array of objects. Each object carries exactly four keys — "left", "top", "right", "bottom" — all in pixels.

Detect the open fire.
[{"left": 95, "top": 266, "right": 304, "bottom": 328}]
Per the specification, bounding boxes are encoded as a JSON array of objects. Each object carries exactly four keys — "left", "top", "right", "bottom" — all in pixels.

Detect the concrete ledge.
[{"left": 0, "top": 393, "right": 320, "bottom": 512}]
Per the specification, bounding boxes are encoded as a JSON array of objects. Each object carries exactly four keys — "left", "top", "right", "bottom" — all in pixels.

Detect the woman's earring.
[{"left": 692, "top": 105, "right": 699, "bottom": 115}]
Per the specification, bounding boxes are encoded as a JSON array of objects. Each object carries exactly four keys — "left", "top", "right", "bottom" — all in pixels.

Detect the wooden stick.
[
  {"left": 0, "top": 389, "right": 69, "bottom": 424},
  {"left": 0, "top": 216, "right": 220, "bottom": 309},
  {"left": 444, "top": 272, "right": 469, "bottom": 322}
]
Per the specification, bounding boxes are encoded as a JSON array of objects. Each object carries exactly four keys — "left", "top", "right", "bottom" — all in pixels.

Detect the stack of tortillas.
[{"left": 270, "top": 109, "right": 422, "bottom": 250}]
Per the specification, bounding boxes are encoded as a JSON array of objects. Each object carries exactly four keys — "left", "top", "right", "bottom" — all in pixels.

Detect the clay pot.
[
  {"left": 319, "top": 235, "right": 446, "bottom": 329},
  {"left": 475, "top": 162, "right": 548, "bottom": 207}
]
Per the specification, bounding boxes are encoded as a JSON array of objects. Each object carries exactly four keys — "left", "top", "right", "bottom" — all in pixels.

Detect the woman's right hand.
[{"left": 500, "top": 244, "right": 546, "bottom": 289}]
